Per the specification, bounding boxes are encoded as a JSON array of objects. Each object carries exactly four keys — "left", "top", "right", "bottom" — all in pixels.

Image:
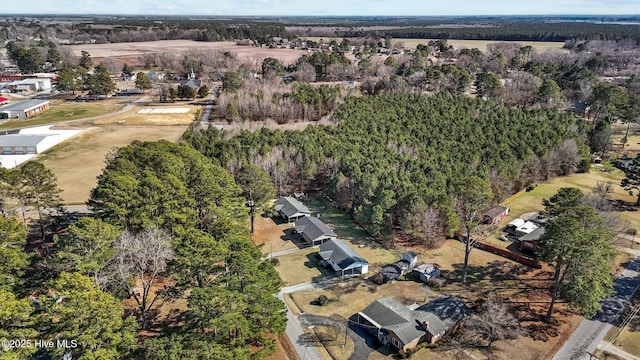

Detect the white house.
[{"left": 318, "top": 239, "right": 368, "bottom": 276}]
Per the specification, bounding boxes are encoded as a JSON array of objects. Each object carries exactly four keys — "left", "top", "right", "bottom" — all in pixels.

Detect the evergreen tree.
[{"left": 135, "top": 71, "right": 151, "bottom": 91}]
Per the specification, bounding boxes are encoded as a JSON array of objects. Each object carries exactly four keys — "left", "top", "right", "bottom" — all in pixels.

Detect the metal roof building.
[
  {"left": 294, "top": 216, "right": 336, "bottom": 246},
  {"left": 318, "top": 239, "right": 368, "bottom": 276},
  {"left": 0, "top": 100, "right": 50, "bottom": 119},
  {"left": 274, "top": 196, "right": 311, "bottom": 223}
]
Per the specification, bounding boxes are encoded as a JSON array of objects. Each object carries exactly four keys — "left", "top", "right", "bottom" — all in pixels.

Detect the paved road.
[
  {"left": 597, "top": 341, "right": 640, "bottom": 360},
  {"left": 278, "top": 292, "right": 322, "bottom": 360},
  {"left": 299, "top": 314, "right": 375, "bottom": 360},
  {"left": 198, "top": 94, "right": 215, "bottom": 126},
  {"left": 553, "top": 251, "right": 640, "bottom": 360},
  {"left": 280, "top": 275, "right": 338, "bottom": 294},
  {"left": 278, "top": 275, "right": 342, "bottom": 360}
]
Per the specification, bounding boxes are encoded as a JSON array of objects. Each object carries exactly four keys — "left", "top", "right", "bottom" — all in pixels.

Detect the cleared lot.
[{"left": 39, "top": 124, "right": 187, "bottom": 204}]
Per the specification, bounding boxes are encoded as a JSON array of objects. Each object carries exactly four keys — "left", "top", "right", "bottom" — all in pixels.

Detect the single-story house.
[
  {"left": 294, "top": 216, "right": 336, "bottom": 247},
  {"left": 519, "top": 227, "right": 545, "bottom": 253},
  {"left": 376, "top": 251, "right": 418, "bottom": 284},
  {"left": 274, "top": 196, "right": 311, "bottom": 223},
  {"left": 482, "top": 206, "right": 509, "bottom": 224},
  {"left": 121, "top": 73, "right": 137, "bottom": 81},
  {"left": 617, "top": 157, "right": 639, "bottom": 171},
  {"left": 412, "top": 263, "right": 441, "bottom": 283},
  {"left": 570, "top": 101, "right": 590, "bottom": 116},
  {"left": 506, "top": 218, "right": 539, "bottom": 238},
  {"left": 356, "top": 295, "right": 471, "bottom": 352},
  {"left": 147, "top": 71, "right": 166, "bottom": 81},
  {"left": 318, "top": 239, "right": 368, "bottom": 276},
  {"left": 0, "top": 100, "right": 50, "bottom": 119}
]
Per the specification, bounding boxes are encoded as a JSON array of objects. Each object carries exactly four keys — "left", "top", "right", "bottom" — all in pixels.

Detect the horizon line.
[{"left": 1, "top": 13, "right": 640, "bottom": 17}]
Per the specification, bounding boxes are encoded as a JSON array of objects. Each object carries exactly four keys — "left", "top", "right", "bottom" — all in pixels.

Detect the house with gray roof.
[
  {"left": 294, "top": 216, "right": 336, "bottom": 247},
  {"left": 318, "top": 239, "right": 368, "bottom": 276},
  {"left": 274, "top": 196, "right": 310, "bottom": 223},
  {"left": 519, "top": 227, "right": 545, "bottom": 254},
  {"left": 356, "top": 296, "right": 471, "bottom": 353}
]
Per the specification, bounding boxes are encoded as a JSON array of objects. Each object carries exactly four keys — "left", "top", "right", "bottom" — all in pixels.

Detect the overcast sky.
[{"left": 5, "top": 0, "right": 640, "bottom": 16}]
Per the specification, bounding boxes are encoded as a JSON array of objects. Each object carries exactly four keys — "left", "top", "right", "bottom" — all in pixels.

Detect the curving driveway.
[{"left": 299, "top": 313, "right": 377, "bottom": 360}]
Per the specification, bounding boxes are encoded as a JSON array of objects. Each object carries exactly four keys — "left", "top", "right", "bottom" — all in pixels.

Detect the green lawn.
[
  {"left": 274, "top": 248, "right": 331, "bottom": 286},
  {"left": 305, "top": 196, "right": 375, "bottom": 245},
  {"left": 0, "top": 101, "right": 122, "bottom": 130}
]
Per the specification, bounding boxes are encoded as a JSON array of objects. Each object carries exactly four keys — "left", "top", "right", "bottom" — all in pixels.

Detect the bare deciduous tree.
[
  {"left": 294, "top": 62, "right": 316, "bottom": 83},
  {"left": 58, "top": 46, "right": 77, "bottom": 68},
  {"left": 97, "top": 226, "right": 174, "bottom": 329},
  {"left": 546, "top": 138, "right": 581, "bottom": 177},
  {"left": 462, "top": 297, "right": 522, "bottom": 349}
]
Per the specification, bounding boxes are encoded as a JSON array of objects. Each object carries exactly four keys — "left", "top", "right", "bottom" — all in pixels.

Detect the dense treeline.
[
  {"left": 186, "top": 93, "right": 584, "bottom": 246},
  {"left": 0, "top": 142, "right": 286, "bottom": 359},
  {"left": 337, "top": 22, "right": 640, "bottom": 42},
  {"left": 86, "top": 141, "right": 286, "bottom": 358}
]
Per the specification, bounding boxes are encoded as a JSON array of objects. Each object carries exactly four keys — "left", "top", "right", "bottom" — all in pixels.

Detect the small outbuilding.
[
  {"left": 274, "top": 196, "right": 311, "bottom": 223},
  {"left": 376, "top": 251, "right": 418, "bottom": 284},
  {"left": 482, "top": 206, "right": 509, "bottom": 224},
  {"left": 519, "top": 227, "right": 545, "bottom": 254},
  {"left": 412, "top": 263, "right": 441, "bottom": 283}
]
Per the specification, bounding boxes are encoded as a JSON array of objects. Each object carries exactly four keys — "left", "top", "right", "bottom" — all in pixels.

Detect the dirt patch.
[
  {"left": 252, "top": 215, "right": 300, "bottom": 255},
  {"left": 269, "top": 333, "right": 301, "bottom": 360},
  {"left": 64, "top": 40, "right": 310, "bottom": 67}
]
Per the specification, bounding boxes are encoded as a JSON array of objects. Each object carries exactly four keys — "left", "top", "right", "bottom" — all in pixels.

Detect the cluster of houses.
[
  {"left": 0, "top": 72, "right": 55, "bottom": 93},
  {"left": 483, "top": 205, "right": 546, "bottom": 253},
  {"left": 274, "top": 195, "right": 468, "bottom": 353},
  {"left": 275, "top": 196, "right": 370, "bottom": 276}
]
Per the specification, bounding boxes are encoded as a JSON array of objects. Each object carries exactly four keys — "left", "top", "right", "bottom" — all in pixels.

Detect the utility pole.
[{"left": 247, "top": 190, "right": 256, "bottom": 234}]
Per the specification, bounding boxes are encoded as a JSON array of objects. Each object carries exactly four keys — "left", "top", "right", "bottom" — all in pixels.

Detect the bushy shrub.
[
  {"left": 427, "top": 277, "right": 446, "bottom": 290},
  {"left": 317, "top": 295, "right": 329, "bottom": 306}
]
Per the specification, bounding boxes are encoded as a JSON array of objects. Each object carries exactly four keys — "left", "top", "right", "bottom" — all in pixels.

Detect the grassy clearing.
[
  {"left": 611, "top": 315, "right": 640, "bottom": 357},
  {"left": 305, "top": 196, "right": 375, "bottom": 244},
  {"left": 0, "top": 100, "right": 123, "bottom": 130},
  {"left": 504, "top": 168, "right": 640, "bottom": 229},
  {"left": 274, "top": 248, "right": 333, "bottom": 286},
  {"left": 303, "top": 37, "right": 565, "bottom": 53},
  {"left": 92, "top": 102, "right": 199, "bottom": 126},
  {"left": 39, "top": 124, "right": 188, "bottom": 204},
  {"left": 400, "top": 39, "right": 566, "bottom": 52}
]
